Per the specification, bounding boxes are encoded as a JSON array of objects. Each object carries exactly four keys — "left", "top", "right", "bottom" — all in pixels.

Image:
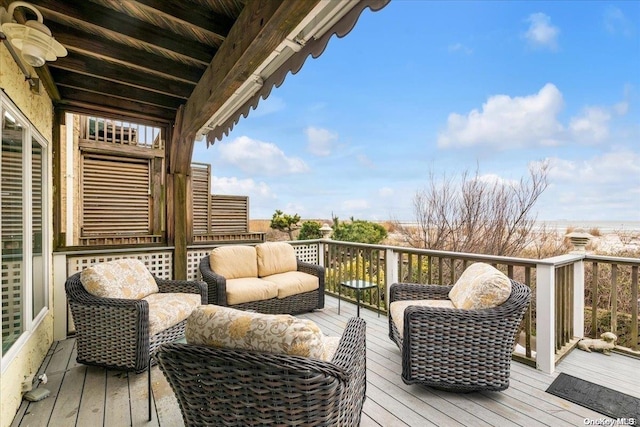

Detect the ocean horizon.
[{"left": 390, "top": 220, "right": 640, "bottom": 233}]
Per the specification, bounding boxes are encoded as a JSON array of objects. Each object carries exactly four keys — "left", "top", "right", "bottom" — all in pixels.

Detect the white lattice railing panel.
[
  {"left": 67, "top": 251, "right": 173, "bottom": 279},
  {"left": 187, "top": 249, "right": 211, "bottom": 281},
  {"left": 291, "top": 243, "right": 319, "bottom": 264},
  {"left": 2, "top": 260, "right": 23, "bottom": 345}
]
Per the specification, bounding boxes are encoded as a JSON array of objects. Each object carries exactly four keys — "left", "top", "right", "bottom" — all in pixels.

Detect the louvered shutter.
[
  {"left": 191, "top": 164, "right": 211, "bottom": 235},
  {"left": 81, "top": 154, "right": 150, "bottom": 235},
  {"left": 210, "top": 195, "right": 249, "bottom": 233},
  {"left": 1, "top": 143, "right": 23, "bottom": 247}
]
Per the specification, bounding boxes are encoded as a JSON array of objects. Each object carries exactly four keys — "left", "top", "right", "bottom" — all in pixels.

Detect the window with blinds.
[
  {"left": 1, "top": 98, "right": 49, "bottom": 356},
  {"left": 81, "top": 154, "right": 151, "bottom": 236}
]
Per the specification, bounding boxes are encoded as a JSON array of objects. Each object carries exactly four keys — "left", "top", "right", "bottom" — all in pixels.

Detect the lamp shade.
[{"left": 2, "top": 19, "right": 66, "bottom": 67}]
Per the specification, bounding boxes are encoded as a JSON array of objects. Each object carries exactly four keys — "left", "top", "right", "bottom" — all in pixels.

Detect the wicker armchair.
[
  {"left": 156, "top": 317, "right": 367, "bottom": 427},
  {"left": 388, "top": 280, "right": 531, "bottom": 392},
  {"left": 65, "top": 272, "right": 207, "bottom": 373},
  {"left": 199, "top": 255, "right": 325, "bottom": 314}
]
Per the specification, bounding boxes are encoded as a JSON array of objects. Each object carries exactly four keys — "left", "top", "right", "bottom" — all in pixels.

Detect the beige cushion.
[
  {"left": 256, "top": 242, "right": 297, "bottom": 277},
  {"left": 210, "top": 246, "right": 258, "bottom": 279},
  {"left": 262, "top": 271, "right": 319, "bottom": 299},
  {"left": 143, "top": 293, "right": 201, "bottom": 336},
  {"left": 322, "top": 336, "right": 341, "bottom": 361},
  {"left": 186, "top": 305, "right": 326, "bottom": 359},
  {"left": 80, "top": 258, "right": 158, "bottom": 299},
  {"left": 448, "top": 262, "right": 512, "bottom": 310},
  {"left": 225, "top": 278, "right": 278, "bottom": 305},
  {"left": 389, "top": 299, "right": 455, "bottom": 336}
]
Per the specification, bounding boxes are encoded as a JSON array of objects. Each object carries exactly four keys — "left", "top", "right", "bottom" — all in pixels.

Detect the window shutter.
[
  {"left": 82, "top": 154, "right": 150, "bottom": 235},
  {"left": 191, "top": 164, "right": 211, "bottom": 235},
  {"left": 1, "top": 144, "right": 22, "bottom": 246}
]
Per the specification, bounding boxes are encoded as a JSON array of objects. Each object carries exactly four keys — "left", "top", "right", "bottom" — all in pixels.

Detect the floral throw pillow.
[
  {"left": 80, "top": 258, "right": 158, "bottom": 299},
  {"left": 448, "top": 262, "right": 512, "bottom": 310},
  {"left": 186, "top": 305, "right": 326, "bottom": 359}
]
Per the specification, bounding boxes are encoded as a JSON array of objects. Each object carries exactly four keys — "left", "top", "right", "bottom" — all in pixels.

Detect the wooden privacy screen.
[
  {"left": 190, "top": 162, "right": 250, "bottom": 236},
  {"left": 81, "top": 154, "right": 151, "bottom": 236}
]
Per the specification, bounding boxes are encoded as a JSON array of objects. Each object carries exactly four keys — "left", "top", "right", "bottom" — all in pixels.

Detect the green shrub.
[
  {"left": 298, "top": 221, "right": 322, "bottom": 240},
  {"left": 331, "top": 217, "right": 387, "bottom": 244}
]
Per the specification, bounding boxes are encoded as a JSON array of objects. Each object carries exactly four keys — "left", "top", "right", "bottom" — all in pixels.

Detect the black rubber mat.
[{"left": 546, "top": 373, "right": 640, "bottom": 420}]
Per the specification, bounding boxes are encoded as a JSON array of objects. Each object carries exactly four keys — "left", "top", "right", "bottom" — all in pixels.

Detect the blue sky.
[{"left": 192, "top": 1, "right": 640, "bottom": 223}]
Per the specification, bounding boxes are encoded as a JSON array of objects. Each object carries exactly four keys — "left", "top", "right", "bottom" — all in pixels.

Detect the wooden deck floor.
[{"left": 12, "top": 296, "right": 640, "bottom": 427}]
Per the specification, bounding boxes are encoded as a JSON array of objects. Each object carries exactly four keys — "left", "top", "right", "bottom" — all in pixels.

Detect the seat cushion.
[
  {"left": 322, "top": 336, "right": 341, "bottom": 361},
  {"left": 80, "top": 258, "right": 158, "bottom": 299},
  {"left": 225, "top": 278, "right": 278, "bottom": 305},
  {"left": 256, "top": 242, "right": 297, "bottom": 277},
  {"left": 143, "top": 293, "right": 202, "bottom": 336},
  {"left": 186, "top": 305, "right": 326, "bottom": 359},
  {"left": 261, "top": 271, "right": 319, "bottom": 299},
  {"left": 210, "top": 245, "right": 258, "bottom": 279},
  {"left": 448, "top": 262, "right": 512, "bottom": 310},
  {"left": 389, "top": 299, "right": 455, "bottom": 336}
]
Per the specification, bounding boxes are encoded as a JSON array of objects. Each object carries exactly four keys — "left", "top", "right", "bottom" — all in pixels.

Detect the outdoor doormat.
[{"left": 546, "top": 373, "right": 640, "bottom": 420}]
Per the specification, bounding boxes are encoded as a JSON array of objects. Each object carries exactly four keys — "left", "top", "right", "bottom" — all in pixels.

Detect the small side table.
[{"left": 339, "top": 280, "right": 379, "bottom": 317}]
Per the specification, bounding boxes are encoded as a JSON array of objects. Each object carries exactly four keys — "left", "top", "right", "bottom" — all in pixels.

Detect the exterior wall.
[
  {"left": 0, "top": 317, "right": 53, "bottom": 427},
  {"left": 0, "top": 44, "right": 55, "bottom": 427}
]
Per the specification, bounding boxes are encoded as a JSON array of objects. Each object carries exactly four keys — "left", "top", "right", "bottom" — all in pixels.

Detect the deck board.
[
  {"left": 104, "top": 371, "right": 132, "bottom": 426},
  {"left": 75, "top": 366, "right": 106, "bottom": 426},
  {"left": 11, "top": 296, "right": 640, "bottom": 427},
  {"left": 17, "top": 339, "right": 76, "bottom": 427},
  {"left": 48, "top": 346, "right": 85, "bottom": 427}
]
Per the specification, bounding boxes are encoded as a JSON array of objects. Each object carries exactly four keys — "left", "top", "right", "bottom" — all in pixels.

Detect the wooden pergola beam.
[
  {"left": 29, "top": 0, "right": 216, "bottom": 64},
  {"left": 176, "top": 0, "right": 320, "bottom": 163},
  {"left": 168, "top": 0, "right": 320, "bottom": 279}
]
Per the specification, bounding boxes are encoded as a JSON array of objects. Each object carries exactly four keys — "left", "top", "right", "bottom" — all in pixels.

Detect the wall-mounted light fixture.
[{"left": 0, "top": 1, "right": 67, "bottom": 92}]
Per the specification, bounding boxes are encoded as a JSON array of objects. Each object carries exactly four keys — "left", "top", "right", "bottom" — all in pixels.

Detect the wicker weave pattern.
[
  {"left": 388, "top": 280, "right": 531, "bottom": 392},
  {"left": 156, "top": 317, "right": 367, "bottom": 427},
  {"left": 65, "top": 273, "right": 207, "bottom": 373},
  {"left": 199, "top": 256, "right": 325, "bottom": 314}
]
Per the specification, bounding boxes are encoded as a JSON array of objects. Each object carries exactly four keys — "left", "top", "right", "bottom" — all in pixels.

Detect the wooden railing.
[
  {"left": 52, "top": 240, "right": 639, "bottom": 374},
  {"left": 79, "top": 115, "right": 164, "bottom": 150},
  {"left": 292, "top": 240, "right": 639, "bottom": 373},
  {"left": 584, "top": 254, "right": 639, "bottom": 352}
]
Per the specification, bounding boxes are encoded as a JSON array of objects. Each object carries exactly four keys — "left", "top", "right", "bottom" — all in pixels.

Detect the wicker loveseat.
[
  {"left": 65, "top": 259, "right": 207, "bottom": 373},
  {"left": 199, "top": 242, "right": 324, "bottom": 314},
  {"left": 156, "top": 306, "right": 367, "bottom": 427},
  {"left": 388, "top": 263, "right": 531, "bottom": 392}
]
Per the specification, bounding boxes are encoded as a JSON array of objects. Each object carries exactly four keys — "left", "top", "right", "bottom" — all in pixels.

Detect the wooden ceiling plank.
[
  {"left": 47, "top": 21, "right": 204, "bottom": 83},
  {"left": 134, "top": 0, "right": 233, "bottom": 40},
  {"left": 57, "top": 88, "right": 176, "bottom": 122},
  {"left": 49, "top": 69, "right": 184, "bottom": 109},
  {"left": 181, "top": 0, "right": 321, "bottom": 138},
  {"left": 29, "top": 0, "right": 216, "bottom": 64},
  {"left": 49, "top": 52, "right": 194, "bottom": 99}
]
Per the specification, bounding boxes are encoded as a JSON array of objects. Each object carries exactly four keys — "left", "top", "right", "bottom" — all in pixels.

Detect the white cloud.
[
  {"left": 525, "top": 13, "right": 560, "bottom": 50},
  {"left": 539, "top": 150, "right": 640, "bottom": 219},
  {"left": 476, "top": 173, "right": 518, "bottom": 187},
  {"left": 356, "top": 154, "right": 376, "bottom": 168},
  {"left": 604, "top": 7, "right": 634, "bottom": 37},
  {"left": 305, "top": 126, "right": 338, "bottom": 156},
  {"left": 342, "top": 199, "right": 370, "bottom": 211},
  {"left": 211, "top": 176, "right": 275, "bottom": 199},
  {"left": 448, "top": 42, "right": 472, "bottom": 55},
  {"left": 218, "top": 136, "right": 309, "bottom": 175},
  {"left": 613, "top": 101, "right": 629, "bottom": 116},
  {"left": 379, "top": 187, "right": 394, "bottom": 197},
  {"left": 437, "top": 83, "right": 564, "bottom": 149},
  {"left": 283, "top": 203, "right": 305, "bottom": 215},
  {"left": 569, "top": 107, "right": 611, "bottom": 144},
  {"left": 548, "top": 150, "right": 640, "bottom": 184}
]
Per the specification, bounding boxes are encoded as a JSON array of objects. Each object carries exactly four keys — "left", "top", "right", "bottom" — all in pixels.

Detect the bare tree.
[{"left": 397, "top": 161, "right": 550, "bottom": 256}]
